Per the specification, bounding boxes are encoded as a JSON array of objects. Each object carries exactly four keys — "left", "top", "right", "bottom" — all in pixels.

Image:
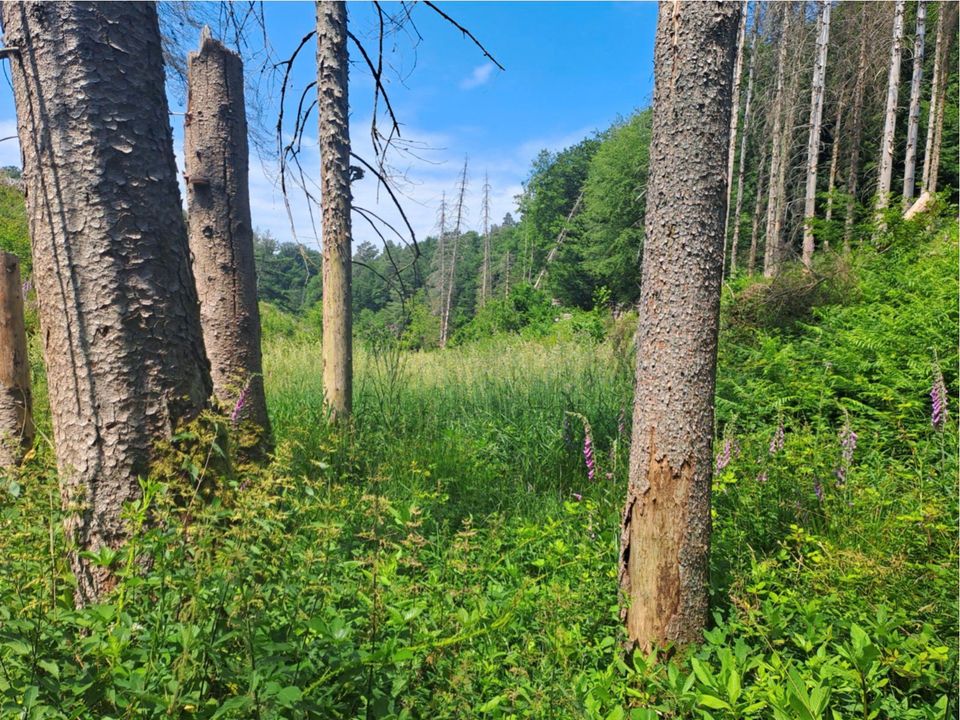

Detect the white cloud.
[{"left": 459, "top": 62, "right": 495, "bottom": 91}]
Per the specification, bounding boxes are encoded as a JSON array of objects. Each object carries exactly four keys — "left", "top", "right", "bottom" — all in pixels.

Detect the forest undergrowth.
[{"left": 0, "top": 218, "right": 956, "bottom": 718}]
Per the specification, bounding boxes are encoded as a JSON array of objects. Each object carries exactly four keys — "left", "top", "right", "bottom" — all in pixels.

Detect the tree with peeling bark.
[
  {"left": 316, "top": 0, "right": 353, "bottom": 421},
  {"left": 185, "top": 29, "right": 271, "bottom": 453},
  {"left": 1, "top": 0, "right": 212, "bottom": 605},
  {"left": 722, "top": 0, "right": 748, "bottom": 278},
  {"left": 901, "top": 0, "right": 926, "bottom": 205},
  {"left": 619, "top": 0, "right": 741, "bottom": 652},
  {"left": 875, "top": 0, "right": 906, "bottom": 215},
  {"left": 0, "top": 251, "right": 32, "bottom": 471},
  {"left": 801, "top": 0, "right": 831, "bottom": 269}
]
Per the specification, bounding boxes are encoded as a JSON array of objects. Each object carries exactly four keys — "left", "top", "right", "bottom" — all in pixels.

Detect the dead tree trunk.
[
  {"left": 1, "top": 1, "right": 212, "bottom": 605},
  {"left": 921, "top": 2, "right": 946, "bottom": 194},
  {"left": 533, "top": 191, "right": 583, "bottom": 290},
  {"left": 748, "top": 142, "right": 769, "bottom": 275},
  {"left": 619, "top": 0, "right": 740, "bottom": 652},
  {"left": 844, "top": 5, "right": 870, "bottom": 251},
  {"left": 480, "top": 172, "right": 492, "bottom": 307},
  {"left": 440, "top": 158, "right": 468, "bottom": 348},
  {"left": 729, "top": 8, "right": 760, "bottom": 277},
  {"left": 902, "top": 0, "right": 926, "bottom": 205},
  {"left": 316, "top": 0, "right": 353, "bottom": 420},
  {"left": 876, "top": 0, "right": 906, "bottom": 214},
  {"left": 0, "top": 252, "right": 32, "bottom": 470},
  {"left": 722, "top": 0, "right": 748, "bottom": 277},
  {"left": 185, "top": 30, "right": 271, "bottom": 451},
  {"left": 763, "top": 3, "right": 793, "bottom": 277},
  {"left": 802, "top": 0, "right": 832, "bottom": 269},
  {"left": 923, "top": 3, "right": 958, "bottom": 195}
]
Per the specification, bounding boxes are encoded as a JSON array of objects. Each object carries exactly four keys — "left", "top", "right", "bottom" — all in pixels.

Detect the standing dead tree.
[
  {"left": 480, "top": 172, "right": 492, "bottom": 307},
  {"left": 316, "top": 0, "right": 354, "bottom": 420},
  {"left": 440, "top": 157, "right": 469, "bottom": 347},
  {"left": 185, "top": 29, "right": 271, "bottom": 451},
  {"left": 533, "top": 191, "right": 584, "bottom": 291},
  {"left": 875, "top": 0, "right": 906, "bottom": 215},
  {"left": 801, "top": 0, "right": 831, "bottom": 268},
  {"left": 0, "top": 252, "right": 32, "bottom": 471},
  {"left": 1, "top": 1, "right": 212, "bottom": 605},
  {"left": 902, "top": 0, "right": 926, "bottom": 206},
  {"left": 619, "top": 0, "right": 741, "bottom": 652}
]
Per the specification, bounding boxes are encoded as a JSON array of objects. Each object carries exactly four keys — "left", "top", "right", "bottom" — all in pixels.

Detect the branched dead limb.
[{"left": 422, "top": 1, "right": 505, "bottom": 70}]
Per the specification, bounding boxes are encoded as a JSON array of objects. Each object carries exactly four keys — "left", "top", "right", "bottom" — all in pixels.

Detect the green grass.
[{"left": 0, "top": 219, "right": 956, "bottom": 719}]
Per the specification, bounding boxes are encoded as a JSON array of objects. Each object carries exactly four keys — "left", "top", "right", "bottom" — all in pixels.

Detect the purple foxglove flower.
[
  {"left": 931, "top": 370, "right": 948, "bottom": 430},
  {"left": 571, "top": 492, "right": 583, "bottom": 502},
  {"left": 756, "top": 471, "right": 768, "bottom": 484},
  {"left": 715, "top": 438, "right": 732, "bottom": 472},
  {"left": 231, "top": 380, "right": 251, "bottom": 425},
  {"left": 814, "top": 478, "right": 824, "bottom": 503},
  {"left": 583, "top": 435, "right": 596, "bottom": 481},
  {"left": 769, "top": 419, "right": 785, "bottom": 455},
  {"left": 617, "top": 407, "right": 626, "bottom": 437}
]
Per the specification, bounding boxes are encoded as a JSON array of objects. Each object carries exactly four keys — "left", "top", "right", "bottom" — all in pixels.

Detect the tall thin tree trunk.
[
  {"left": 824, "top": 93, "right": 845, "bottom": 229},
  {"left": 729, "top": 8, "right": 760, "bottom": 278},
  {"left": 763, "top": 2, "right": 792, "bottom": 277},
  {"left": 480, "top": 172, "right": 491, "bottom": 307},
  {"left": 921, "top": 2, "right": 946, "bottom": 193},
  {"left": 902, "top": 0, "right": 927, "bottom": 204},
  {"left": 748, "top": 143, "right": 769, "bottom": 275},
  {"left": 925, "top": 3, "right": 958, "bottom": 195},
  {"left": 440, "top": 158, "right": 468, "bottom": 348},
  {"left": 875, "top": 0, "right": 906, "bottom": 214},
  {"left": 619, "top": 0, "right": 740, "bottom": 652},
  {"left": 1, "top": 1, "right": 212, "bottom": 605},
  {"left": 722, "top": 0, "right": 749, "bottom": 278},
  {"left": 436, "top": 191, "right": 447, "bottom": 322},
  {"left": 802, "top": 0, "right": 832, "bottom": 269},
  {"left": 185, "top": 30, "right": 271, "bottom": 451},
  {"left": 316, "top": 0, "right": 353, "bottom": 420},
  {"left": 0, "top": 252, "right": 32, "bottom": 470},
  {"left": 844, "top": 5, "right": 870, "bottom": 251}
]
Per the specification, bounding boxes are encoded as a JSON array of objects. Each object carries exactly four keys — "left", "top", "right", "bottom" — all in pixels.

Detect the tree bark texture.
[
  {"left": 619, "top": 0, "right": 740, "bottom": 652},
  {"left": 802, "top": 0, "right": 832, "bottom": 268},
  {"left": 824, "top": 93, "right": 844, "bottom": 226},
  {"left": 876, "top": 0, "right": 906, "bottom": 212},
  {"left": 921, "top": 2, "right": 945, "bottom": 193},
  {"left": 1, "top": 1, "right": 212, "bottom": 605},
  {"left": 902, "top": 0, "right": 926, "bottom": 204},
  {"left": 316, "top": 0, "right": 353, "bottom": 420},
  {"left": 0, "top": 252, "right": 33, "bottom": 471},
  {"left": 185, "top": 31, "right": 271, "bottom": 451}
]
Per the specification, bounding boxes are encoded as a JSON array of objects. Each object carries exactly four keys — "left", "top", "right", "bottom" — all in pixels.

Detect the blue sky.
[{"left": 0, "top": 1, "right": 658, "bottom": 250}]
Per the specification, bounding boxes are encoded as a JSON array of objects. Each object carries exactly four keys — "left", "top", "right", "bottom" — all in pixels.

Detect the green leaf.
[{"left": 699, "top": 694, "right": 733, "bottom": 711}]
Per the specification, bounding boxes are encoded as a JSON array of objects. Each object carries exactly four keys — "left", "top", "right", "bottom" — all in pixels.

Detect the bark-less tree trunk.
[
  {"left": 440, "top": 158, "right": 468, "bottom": 348},
  {"left": 843, "top": 5, "right": 870, "bottom": 251},
  {"left": 185, "top": 30, "right": 271, "bottom": 451},
  {"left": 902, "top": 0, "right": 926, "bottom": 205},
  {"left": 0, "top": 252, "right": 33, "bottom": 471},
  {"left": 317, "top": 0, "right": 353, "bottom": 420},
  {"left": 1, "top": 1, "right": 211, "bottom": 605},
  {"left": 729, "top": 8, "right": 760, "bottom": 277},
  {"left": 801, "top": 0, "right": 832, "bottom": 269},
  {"left": 921, "top": 2, "right": 946, "bottom": 194},
  {"left": 721, "top": 0, "right": 748, "bottom": 278},
  {"left": 480, "top": 173, "right": 492, "bottom": 307},
  {"left": 619, "top": 0, "right": 740, "bottom": 652},
  {"left": 763, "top": 3, "right": 793, "bottom": 277},
  {"left": 923, "top": 3, "right": 958, "bottom": 195},
  {"left": 875, "top": 0, "right": 906, "bottom": 213}
]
